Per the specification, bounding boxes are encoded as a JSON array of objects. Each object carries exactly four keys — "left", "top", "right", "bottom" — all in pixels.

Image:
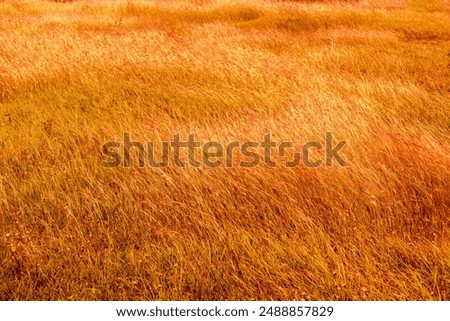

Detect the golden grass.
[{"left": 0, "top": 0, "right": 449, "bottom": 300}]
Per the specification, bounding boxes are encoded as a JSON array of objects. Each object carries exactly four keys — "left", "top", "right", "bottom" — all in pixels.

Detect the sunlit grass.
[{"left": 0, "top": 0, "right": 449, "bottom": 300}]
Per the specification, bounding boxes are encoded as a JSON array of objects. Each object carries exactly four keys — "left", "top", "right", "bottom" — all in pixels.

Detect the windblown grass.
[{"left": 0, "top": 0, "right": 449, "bottom": 300}]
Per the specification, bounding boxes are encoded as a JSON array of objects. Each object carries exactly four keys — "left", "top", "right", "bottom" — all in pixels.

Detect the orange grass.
[{"left": 0, "top": 0, "right": 449, "bottom": 300}]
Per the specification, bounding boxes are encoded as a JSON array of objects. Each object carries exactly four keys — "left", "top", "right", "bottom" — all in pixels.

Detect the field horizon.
[{"left": 0, "top": 0, "right": 449, "bottom": 300}]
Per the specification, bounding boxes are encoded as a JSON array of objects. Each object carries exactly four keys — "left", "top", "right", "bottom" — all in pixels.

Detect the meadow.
[{"left": 0, "top": 0, "right": 449, "bottom": 300}]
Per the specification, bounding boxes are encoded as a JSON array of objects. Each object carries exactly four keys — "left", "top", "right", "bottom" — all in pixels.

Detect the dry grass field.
[{"left": 0, "top": 0, "right": 449, "bottom": 300}]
